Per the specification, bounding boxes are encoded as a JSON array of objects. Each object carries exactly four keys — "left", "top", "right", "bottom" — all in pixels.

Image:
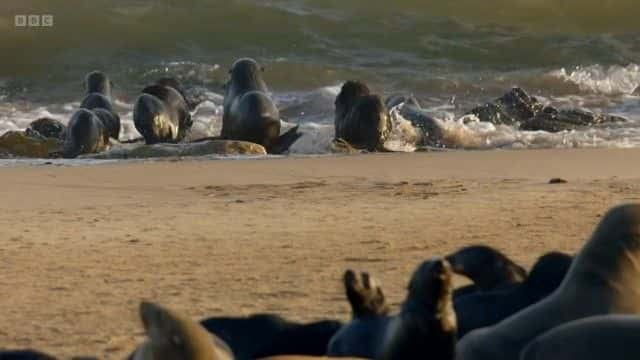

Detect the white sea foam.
[{"left": 550, "top": 64, "right": 640, "bottom": 95}]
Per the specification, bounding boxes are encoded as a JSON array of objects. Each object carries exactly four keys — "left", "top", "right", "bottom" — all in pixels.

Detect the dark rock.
[
  {"left": 549, "top": 178, "right": 568, "bottom": 184},
  {"left": 28, "top": 117, "right": 66, "bottom": 139},
  {"left": 521, "top": 107, "right": 626, "bottom": 132},
  {"left": 467, "top": 87, "right": 544, "bottom": 125}
]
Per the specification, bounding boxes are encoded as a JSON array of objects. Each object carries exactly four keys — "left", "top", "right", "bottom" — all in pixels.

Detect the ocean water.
[{"left": 1, "top": 0, "right": 640, "bottom": 157}]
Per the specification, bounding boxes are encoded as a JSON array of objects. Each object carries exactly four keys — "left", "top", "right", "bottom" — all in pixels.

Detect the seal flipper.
[
  {"left": 266, "top": 125, "right": 302, "bottom": 155},
  {"left": 344, "top": 270, "right": 390, "bottom": 319}
]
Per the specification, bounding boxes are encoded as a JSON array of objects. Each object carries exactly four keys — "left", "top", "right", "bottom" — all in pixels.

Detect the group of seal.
[
  {"left": 6, "top": 203, "right": 640, "bottom": 359},
  {"left": 63, "top": 71, "right": 121, "bottom": 158}
]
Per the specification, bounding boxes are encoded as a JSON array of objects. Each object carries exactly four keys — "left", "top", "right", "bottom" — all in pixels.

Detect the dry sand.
[{"left": 2, "top": 148, "right": 640, "bottom": 358}]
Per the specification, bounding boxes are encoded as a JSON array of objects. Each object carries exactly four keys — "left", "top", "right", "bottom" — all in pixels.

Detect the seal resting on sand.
[
  {"left": 328, "top": 259, "right": 456, "bottom": 359},
  {"left": 445, "top": 245, "right": 527, "bottom": 299},
  {"left": 133, "top": 79, "right": 193, "bottom": 144},
  {"left": 201, "top": 314, "right": 342, "bottom": 360},
  {"left": 130, "top": 301, "right": 233, "bottom": 360},
  {"left": 334, "top": 81, "right": 391, "bottom": 151},
  {"left": 521, "top": 315, "right": 640, "bottom": 360},
  {"left": 222, "top": 58, "right": 301, "bottom": 154},
  {"left": 456, "top": 204, "right": 640, "bottom": 360},
  {"left": 62, "top": 109, "right": 110, "bottom": 158},
  {"left": 455, "top": 252, "right": 572, "bottom": 337}
]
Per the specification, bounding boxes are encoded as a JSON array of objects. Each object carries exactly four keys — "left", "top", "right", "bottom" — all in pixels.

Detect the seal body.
[
  {"left": 222, "top": 58, "right": 301, "bottom": 154},
  {"left": 454, "top": 252, "right": 572, "bottom": 337},
  {"left": 521, "top": 315, "right": 640, "bottom": 360},
  {"left": 131, "top": 302, "right": 233, "bottom": 360},
  {"left": 201, "top": 314, "right": 341, "bottom": 360},
  {"left": 133, "top": 82, "right": 192, "bottom": 144},
  {"left": 79, "top": 71, "right": 120, "bottom": 140},
  {"left": 334, "top": 81, "right": 391, "bottom": 151},
  {"left": 329, "top": 259, "right": 457, "bottom": 360},
  {"left": 456, "top": 204, "right": 640, "bottom": 360},
  {"left": 446, "top": 245, "right": 527, "bottom": 299},
  {"left": 376, "top": 259, "right": 456, "bottom": 360},
  {"left": 62, "top": 109, "right": 109, "bottom": 158}
]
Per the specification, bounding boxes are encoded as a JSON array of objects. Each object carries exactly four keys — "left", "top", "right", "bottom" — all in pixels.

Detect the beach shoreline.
[{"left": 1, "top": 148, "right": 640, "bottom": 358}]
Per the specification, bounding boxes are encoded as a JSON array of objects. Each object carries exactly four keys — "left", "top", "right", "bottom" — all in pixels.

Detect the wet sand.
[{"left": 1, "top": 148, "right": 640, "bottom": 358}]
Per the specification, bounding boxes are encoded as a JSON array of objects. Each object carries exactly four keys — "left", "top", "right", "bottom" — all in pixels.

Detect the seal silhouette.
[
  {"left": 521, "top": 315, "right": 640, "bottom": 360},
  {"left": 130, "top": 302, "right": 233, "bottom": 360},
  {"left": 79, "top": 71, "right": 120, "bottom": 140},
  {"left": 222, "top": 58, "right": 301, "bottom": 154},
  {"left": 62, "top": 109, "right": 110, "bottom": 158},
  {"left": 200, "top": 314, "right": 342, "bottom": 360},
  {"left": 133, "top": 79, "right": 193, "bottom": 144},
  {"left": 446, "top": 245, "right": 527, "bottom": 299},
  {"left": 328, "top": 259, "right": 456, "bottom": 359},
  {"left": 334, "top": 81, "right": 391, "bottom": 152},
  {"left": 456, "top": 204, "right": 640, "bottom": 360},
  {"left": 455, "top": 252, "right": 572, "bottom": 337}
]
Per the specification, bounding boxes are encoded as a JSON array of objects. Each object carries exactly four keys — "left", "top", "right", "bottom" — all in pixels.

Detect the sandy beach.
[{"left": 2, "top": 148, "right": 640, "bottom": 358}]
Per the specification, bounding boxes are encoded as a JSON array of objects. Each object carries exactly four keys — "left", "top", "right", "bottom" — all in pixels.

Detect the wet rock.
[
  {"left": 0, "top": 130, "right": 63, "bottom": 158},
  {"left": 84, "top": 140, "right": 267, "bottom": 159},
  {"left": 28, "top": 117, "right": 66, "bottom": 139},
  {"left": 521, "top": 107, "right": 626, "bottom": 132},
  {"left": 467, "top": 87, "right": 544, "bottom": 125}
]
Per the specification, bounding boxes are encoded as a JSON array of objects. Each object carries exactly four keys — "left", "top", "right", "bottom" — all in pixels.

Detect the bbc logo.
[{"left": 15, "top": 15, "right": 54, "bottom": 27}]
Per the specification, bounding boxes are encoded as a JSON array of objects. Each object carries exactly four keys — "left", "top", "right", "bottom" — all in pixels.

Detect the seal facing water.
[
  {"left": 334, "top": 81, "right": 391, "bottom": 151},
  {"left": 79, "top": 71, "right": 120, "bottom": 139},
  {"left": 130, "top": 302, "right": 233, "bottom": 360},
  {"left": 63, "top": 109, "right": 110, "bottom": 158},
  {"left": 134, "top": 78, "right": 193, "bottom": 144},
  {"left": 222, "top": 58, "right": 301, "bottom": 154},
  {"left": 456, "top": 203, "right": 640, "bottom": 360}
]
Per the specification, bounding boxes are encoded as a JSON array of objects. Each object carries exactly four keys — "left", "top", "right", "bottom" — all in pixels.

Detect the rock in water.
[
  {"left": 467, "top": 87, "right": 544, "bottom": 125},
  {"left": 520, "top": 107, "right": 626, "bottom": 132}
]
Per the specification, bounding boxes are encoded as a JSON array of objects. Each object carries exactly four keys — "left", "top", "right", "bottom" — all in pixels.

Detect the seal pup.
[
  {"left": 130, "top": 301, "right": 233, "bottom": 360},
  {"left": 201, "top": 314, "right": 341, "bottom": 360},
  {"left": 328, "top": 260, "right": 456, "bottom": 359},
  {"left": 133, "top": 81, "right": 193, "bottom": 144},
  {"left": 521, "top": 315, "right": 640, "bottom": 360},
  {"left": 455, "top": 252, "right": 572, "bottom": 337},
  {"left": 0, "top": 350, "right": 58, "bottom": 359},
  {"left": 446, "top": 245, "right": 527, "bottom": 299},
  {"left": 456, "top": 204, "right": 640, "bottom": 360},
  {"left": 62, "top": 109, "right": 110, "bottom": 158},
  {"left": 222, "top": 58, "right": 301, "bottom": 154},
  {"left": 334, "top": 81, "right": 392, "bottom": 152}
]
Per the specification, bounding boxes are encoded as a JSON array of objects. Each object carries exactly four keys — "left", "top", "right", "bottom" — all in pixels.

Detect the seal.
[
  {"left": 154, "top": 77, "right": 198, "bottom": 111},
  {"left": 62, "top": 109, "right": 110, "bottom": 158},
  {"left": 0, "top": 350, "right": 58, "bottom": 359},
  {"left": 376, "top": 258, "right": 456, "bottom": 360},
  {"left": 79, "top": 71, "right": 120, "bottom": 140},
  {"left": 334, "top": 81, "right": 391, "bottom": 152},
  {"left": 222, "top": 58, "right": 301, "bottom": 154},
  {"left": 455, "top": 251, "right": 572, "bottom": 337},
  {"left": 456, "top": 204, "right": 640, "bottom": 360},
  {"left": 133, "top": 82, "right": 193, "bottom": 144},
  {"left": 521, "top": 315, "right": 640, "bottom": 360},
  {"left": 200, "top": 313, "right": 342, "bottom": 360},
  {"left": 327, "top": 271, "right": 393, "bottom": 358},
  {"left": 445, "top": 245, "right": 527, "bottom": 299},
  {"left": 130, "top": 301, "right": 233, "bottom": 360},
  {"left": 328, "top": 259, "right": 456, "bottom": 359}
]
